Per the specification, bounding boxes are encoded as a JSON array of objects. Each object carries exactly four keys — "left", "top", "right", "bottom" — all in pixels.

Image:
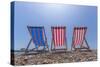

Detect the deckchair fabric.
[
  {"left": 73, "top": 27, "right": 87, "bottom": 46},
  {"left": 51, "top": 26, "right": 67, "bottom": 49},
  {"left": 27, "top": 26, "right": 47, "bottom": 49},
  {"left": 72, "top": 27, "right": 89, "bottom": 50}
]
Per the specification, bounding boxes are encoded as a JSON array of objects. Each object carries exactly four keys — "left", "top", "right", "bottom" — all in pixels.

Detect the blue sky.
[{"left": 13, "top": 1, "right": 97, "bottom": 50}]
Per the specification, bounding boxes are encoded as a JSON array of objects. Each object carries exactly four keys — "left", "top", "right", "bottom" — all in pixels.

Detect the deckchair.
[
  {"left": 51, "top": 26, "right": 67, "bottom": 53},
  {"left": 71, "top": 27, "right": 90, "bottom": 51},
  {"left": 25, "top": 26, "right": 49, "bottom": 54}
]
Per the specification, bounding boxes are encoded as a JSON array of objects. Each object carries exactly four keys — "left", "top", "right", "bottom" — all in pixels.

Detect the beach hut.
[
  {"left": 25, "top": 26, "right": 49, "bottom": 54},
  {"left": 71, "top": 27, "right": 90, "bottom": 51},
  {"left": 51, "top": 26, "right": 67, "bottom": 53}
]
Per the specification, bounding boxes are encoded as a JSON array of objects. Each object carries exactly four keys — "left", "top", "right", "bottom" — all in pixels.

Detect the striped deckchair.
[
  {"left": 51, "top": 26, "right": 67, "bottom": 53},
  {"left": 71, "top": 27, "right": 90, "bottom": 51},
  {"left": 25, "top": 26, "right": 49, "bottom": 53}
]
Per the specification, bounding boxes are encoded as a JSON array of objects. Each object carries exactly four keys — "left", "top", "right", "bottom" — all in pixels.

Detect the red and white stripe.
[
  {"left": 73, "top": 27, "right": 86, "bottom": 46},
  {"left": 52, "top": 27, "right": 65, "bottom": 47}
]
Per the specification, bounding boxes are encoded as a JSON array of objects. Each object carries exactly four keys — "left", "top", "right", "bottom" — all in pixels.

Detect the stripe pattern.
[
  {"left": 73, "top": 27, "right": 87, "bottom": 47},
  {"left": 28, "top": 27, "right": 46, "bottom": 48},
  {"left": 51, "top": 26, "right": 66, "bottom": 47}
]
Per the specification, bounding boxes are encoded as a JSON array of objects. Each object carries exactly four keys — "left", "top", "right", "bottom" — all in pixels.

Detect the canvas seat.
[
  {"left": 51, "top": 26, "right": 67, "bottom": 53},
  {"left": 71, "top": 27, "right": 90, "bottom": 51},
  {"left": 25, "top": 26, "right": 49, "bottom": 54}
]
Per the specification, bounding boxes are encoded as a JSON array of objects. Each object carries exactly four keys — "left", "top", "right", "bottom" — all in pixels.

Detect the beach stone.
[
  {"left": 75, "top": 58, "right": 81, "bottom": 62},
  {"left": 14, "top": 50, "right": 97, "bottom": 65},
  {"left": 63, "top": 59, "right": 69, "bottom": 63}
]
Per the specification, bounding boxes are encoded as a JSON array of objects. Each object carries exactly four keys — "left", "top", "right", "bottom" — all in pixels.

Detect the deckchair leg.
[
  {"left": 51, "top": 40, "right": 53, "bottom": 51},
  {"left": 71, "top": 44, "right": 73, "bottom": 51},
  {"left": 42, "top": 40, "right": 49, "bottom": 52},
  {"left": 71, "top": 32, "right": 74, "bottom": 51},
  {"left": 46, "top": 44, "right": 49, "bottom": 51},
  {"left": 65, "top": 37, "right": 67, "bottom": 51},
  {"left": 80, "top": 38, "right": 90, "bottom": 49},
  {"left": 51, "top": 42, "right": 56, "bottom": 52},
  {"left": 71, "top": 44, "right": 75, "bottom": 51},
  {"left": 45, "top": 40, "right": 49, "bottom": 50},
  {"left": 71, "top": 45, "right": 73, "bottom": 51},
  {"left": 43, "top": 46, "right": 47, "bottom": 53},
  {"left": 85, "top": 38, "right": 90, "bottom": 49},
  {"left": 64, "top": 42, "right": 67, "bottom": 53},
  {"left": 25, "top": 38, "right": 32, "bottom": 53}
]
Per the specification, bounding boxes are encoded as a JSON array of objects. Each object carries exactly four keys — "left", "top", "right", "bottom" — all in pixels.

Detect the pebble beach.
[{"left": 13, "top": 49, "right": 97, "bottom": 65}]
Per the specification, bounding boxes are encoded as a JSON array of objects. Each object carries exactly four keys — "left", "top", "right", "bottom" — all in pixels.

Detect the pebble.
[{"left": 14, "top": 50, "right": 97, "bottom": 65}]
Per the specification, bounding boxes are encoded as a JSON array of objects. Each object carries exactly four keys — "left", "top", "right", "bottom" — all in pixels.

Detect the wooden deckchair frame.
[
  {"left": 71, "top": 27, "right": 90, "bottom": 51},
  {"left": 25, "top": 26, "right": 49, "bottom": 54},
  {"left": 51, "top": 26, "right": 67, "bottom": 53}
]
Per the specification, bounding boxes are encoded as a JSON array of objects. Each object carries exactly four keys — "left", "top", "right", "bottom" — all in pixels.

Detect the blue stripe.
[
  {"left": 39, "top": 29, "right": 45, "bottom": 46},
  {"left": 31, "top": 29, "right": 38, "bottom": 48},
  {"left": 35, "top": 28, "right": 40, "bottom": 45},
  {"left": 30, "top": 27, "right": 46, "bottom": 48}
]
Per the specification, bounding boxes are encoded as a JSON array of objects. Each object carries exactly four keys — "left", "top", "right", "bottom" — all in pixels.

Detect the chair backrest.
[
  {"left": 72, "top": 27, "right": 87, "bottom": 47},
  {"left": 27, "top": 26, "right": 46, "bottom": 48},
  {"left": 51, "top": 26, "right": 66, "bottom": 47}
]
